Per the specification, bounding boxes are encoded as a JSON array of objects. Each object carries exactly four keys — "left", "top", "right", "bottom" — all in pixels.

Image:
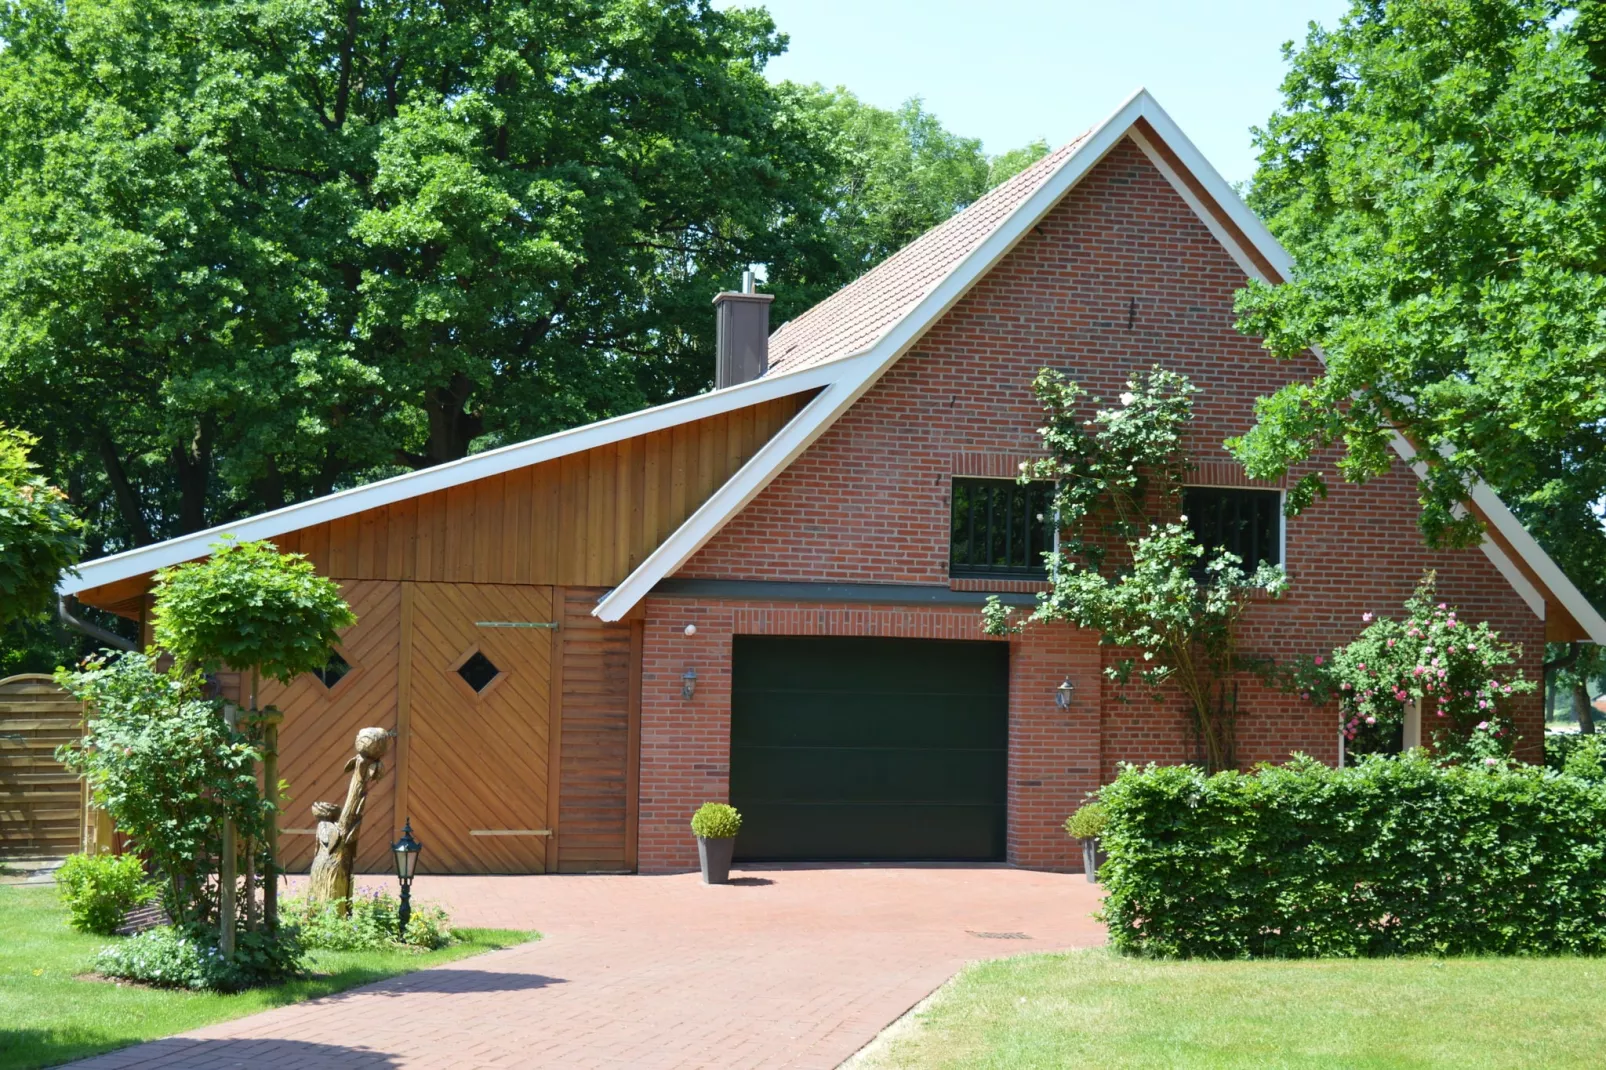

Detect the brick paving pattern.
[{"left": 70, "top": 865, "right": 1106, "bottom": 1069}]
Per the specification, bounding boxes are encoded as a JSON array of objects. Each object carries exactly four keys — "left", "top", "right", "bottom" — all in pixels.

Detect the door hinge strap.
[
  {"left": 474, "top": 621, "right": 560, "bottom": 629},
  {"left": 469, "top": 829, "right": 553, "bottom": 837}
]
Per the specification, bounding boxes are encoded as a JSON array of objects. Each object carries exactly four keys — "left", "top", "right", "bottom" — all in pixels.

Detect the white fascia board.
[
  {"left": 1133, "top": 91, "right": 1605, "bottom": 641},
  {"left": 592, "top": 90, "right": 1155, "bottom": 622},
  {"left": 60, "top": 359, "right": 844, "bottom": 598}
]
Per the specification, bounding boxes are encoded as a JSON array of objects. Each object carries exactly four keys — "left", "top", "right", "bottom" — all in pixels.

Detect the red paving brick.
[{"left": 69, "top": 865, "right": 1105, "bottom": 1069}]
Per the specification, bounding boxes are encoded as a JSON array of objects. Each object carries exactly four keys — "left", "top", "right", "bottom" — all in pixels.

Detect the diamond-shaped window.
[
  {"left": 312, "top": 651, "right": 351, "bottom": 689},
  {"left": 457, "top": 651, "right": 500, "bottom": 693}
]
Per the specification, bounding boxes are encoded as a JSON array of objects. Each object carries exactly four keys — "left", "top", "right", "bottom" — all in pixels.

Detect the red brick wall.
[{"left": 638, "top": 136, "right": 1546, "bottom": 870}]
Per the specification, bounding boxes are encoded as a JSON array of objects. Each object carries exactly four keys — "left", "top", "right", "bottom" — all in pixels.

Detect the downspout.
[{"left": 57, "top": 595, "right": 136, "bottom": 652}]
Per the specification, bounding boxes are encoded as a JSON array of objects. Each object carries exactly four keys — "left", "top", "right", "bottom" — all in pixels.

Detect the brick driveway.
[{"left": 73, "top": 865, "right": 1105, "bottom": 1069}]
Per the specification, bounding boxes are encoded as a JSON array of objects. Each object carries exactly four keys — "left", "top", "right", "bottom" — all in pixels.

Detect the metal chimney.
[{"left": 713, "top": 271, "right": 774, "bottom": 389}]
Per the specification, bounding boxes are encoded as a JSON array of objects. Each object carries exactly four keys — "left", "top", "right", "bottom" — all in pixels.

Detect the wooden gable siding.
[
  {"left": 73, "top": 394, "right": 807, "bottom": 616},
  {"left": 275, "top": 396, "right": 803, "bottom": 586}
]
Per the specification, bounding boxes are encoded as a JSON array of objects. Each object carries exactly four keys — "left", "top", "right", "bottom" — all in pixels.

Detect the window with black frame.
[
  {"left": 1182, "top": 486, "right": 1282, "bottom": 571},
  {"left": 950, "top": 478, "right": 1056, "bottom": 578}
]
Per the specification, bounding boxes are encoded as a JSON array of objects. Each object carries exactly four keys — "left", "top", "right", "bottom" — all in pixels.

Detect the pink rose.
[
  {"left": 1362, "top": 613, "right": 1373, "bottom": 623},
  {"left": 1484, "top": 757, "right": 1498, "bottom": 767},
  {"left": 1314, "top": 656, "right": 1325, "bottom": 666},
  {"left": 1387, "top": 638, "right": 1396, "bottom": 648},
  {"left": 1476, "top": 721, "right": 1489, "bottom": 730},
  {"left": 1365, "top": 716, "right": 1376, "bottom": 725},
  {"left": 1479, "top": 700, "right": 1488, "bottom": 709}
]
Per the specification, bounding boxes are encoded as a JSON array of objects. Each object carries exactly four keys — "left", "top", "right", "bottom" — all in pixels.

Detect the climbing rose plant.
[
  {"left": 1323, "top": 573, "right": 1534, "bottom": 758},
  {"left": 984, "top": 367, "right": 1287, "bottom": 772}
]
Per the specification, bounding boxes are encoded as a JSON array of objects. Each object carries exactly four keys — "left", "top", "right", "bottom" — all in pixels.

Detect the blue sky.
[{"left": 735, "top": 0, "right": 1354, "bottom": 185}]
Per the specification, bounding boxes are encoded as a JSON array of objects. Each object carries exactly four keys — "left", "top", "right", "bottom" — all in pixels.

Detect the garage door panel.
[
  {"left": 730, "top": 745, "right": 1006, "bottom": 803},
  {"left": 731, "top": 635, "right": 1007, "bottom": 862},
  {"left": 735, "top": 803, "right": 1004, "bottom": 861},
  {"left": 730, "top": 695, "right": 1008, "bottom": 748}
]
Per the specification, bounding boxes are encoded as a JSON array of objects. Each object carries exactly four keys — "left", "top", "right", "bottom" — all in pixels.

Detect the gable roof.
[{"left": 58, "top": 89, "right": 1606, "bottom": 646}]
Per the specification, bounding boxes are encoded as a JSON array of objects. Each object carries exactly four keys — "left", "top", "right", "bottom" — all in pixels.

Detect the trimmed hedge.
[{"left": 1100, "top": 754, "right": 1606, "bottom": 958}]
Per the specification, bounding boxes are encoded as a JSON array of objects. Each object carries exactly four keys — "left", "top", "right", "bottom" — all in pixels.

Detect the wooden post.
[
  {"left": 262, "top": 705, "right": 282, "bottom": 932},
  {"left": 219, "top": 701, "right": 238, "bottom": 956}
]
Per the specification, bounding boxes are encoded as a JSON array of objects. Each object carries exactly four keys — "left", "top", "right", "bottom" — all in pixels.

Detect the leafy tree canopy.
[
  {"left": 0, "top": 1, "right": 1047, "bottom": 565},
  {"left": 151, "top": 538, "right": 355, "bottom": 686},
  {"left": 0, "top": 423, "right": 84, "bottom": 629},
  {"left": 1232, "top": 0, "right": 1606, "bottom": 612}
]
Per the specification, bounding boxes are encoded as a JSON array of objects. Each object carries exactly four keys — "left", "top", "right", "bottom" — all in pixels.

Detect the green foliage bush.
[
  {"left": 56, "top": 652, "right": 267, "bottom": 928},
  {"left": 1546, "top": 733, "right": 1606, "bottom": 780},
  {"left": 690, "top": 802, "right": 742, "bottom": 839},
  {"left": 94, "top": 924, "right": 302, "bottom": 992},
  {"left": 151, "top": 538, "right": 356, "bottom": 686},
  {"left": 55, "top": 853, "right": 155, "bottom": 936},
  {"left": 283, "top": 890, "right": 454, "bottom": 952},
  {"left": 1064, "top": 803, "right": 1108, "bottom": 841},
  {"left": 0, "top": 423, "right": 83, "bottom": 629},
  {"left": 1100, "top": 754, "right": 1606, "bottom": 959}
]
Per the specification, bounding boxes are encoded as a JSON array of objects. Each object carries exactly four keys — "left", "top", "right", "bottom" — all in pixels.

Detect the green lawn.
[
  {"left": 0, "top": 884, "right": 536, "bottom": 1070},
  {"left": 854, "top": 947, "right": 1606, "bottom": 1069}
]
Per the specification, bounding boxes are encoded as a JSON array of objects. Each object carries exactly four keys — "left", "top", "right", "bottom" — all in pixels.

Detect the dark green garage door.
[{"left": 730, "top": 635, "right": 1008, "bottom": 861}]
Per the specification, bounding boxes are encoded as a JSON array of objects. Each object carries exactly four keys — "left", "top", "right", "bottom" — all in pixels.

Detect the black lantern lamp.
[
  {"left": 391, "top": 818, "right": 422, "bottom": 936},
  {"left": 1055, "top": 678, "right": 1075, "bottom": 711}
]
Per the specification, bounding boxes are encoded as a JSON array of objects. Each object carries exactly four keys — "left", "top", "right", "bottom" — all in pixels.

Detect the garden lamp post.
[{"left": 391, "top": 819, "right": 422, "bottom": 937}]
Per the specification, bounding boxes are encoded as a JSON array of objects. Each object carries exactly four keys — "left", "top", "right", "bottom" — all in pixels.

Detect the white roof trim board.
[
  {"left": 60, "top": 89, "right": 1606, "bottom": 644},
  {"left": 59, "top": 355, "right": 846, "bottom": 596}
]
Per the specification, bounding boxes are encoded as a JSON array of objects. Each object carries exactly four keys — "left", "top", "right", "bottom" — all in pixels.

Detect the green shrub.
[
  {"left": 56, "top": 853, "right": 155, "bottom": 935},
  {"left": 1100, "top": 754, "right": 1606, "bottom": 959},
  {"left": 1546, "top": 732, "right": 1606, "bottom": 780},
  {"left": 94, "top": 924, "right": 303, "bottom": 992},
  {"left": 690, "top": 802, "right": 741, "bottom": 839},
  {"left": 1064, "top": 802, "right": 1108, "bottom": 840},
  {"left": 283, "top": 890, "right": 454, "bottom": 951}
]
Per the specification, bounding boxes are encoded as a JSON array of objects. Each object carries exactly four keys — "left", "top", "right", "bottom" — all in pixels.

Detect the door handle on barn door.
[{"left": 468, "top": 829, "right": 552, "bottom": 836}]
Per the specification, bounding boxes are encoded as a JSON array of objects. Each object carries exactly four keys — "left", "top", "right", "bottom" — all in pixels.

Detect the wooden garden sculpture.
[{"left": 307, "top": 727, "right": 389, "bottom": 910}]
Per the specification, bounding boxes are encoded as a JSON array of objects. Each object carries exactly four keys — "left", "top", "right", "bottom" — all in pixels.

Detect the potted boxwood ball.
[
  {"left": 1064, "top": 802, "right": 1108, "bottom": 883},
  {"left": 690, "top": 802, "right": 742, "bottom": 884}
]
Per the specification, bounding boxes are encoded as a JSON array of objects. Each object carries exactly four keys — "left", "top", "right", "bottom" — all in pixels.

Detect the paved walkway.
[{"left": 73, "top": 865, "right": 1106, "bottom": 1069}]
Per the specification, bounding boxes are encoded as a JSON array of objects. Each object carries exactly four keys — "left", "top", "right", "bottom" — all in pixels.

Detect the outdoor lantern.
[
  {"left": 391, "top": 818, "right": 422, "bottom": 935},
  {"left": 1055, "top": 678, "right": 1075, "bottom": 711},
  {"left": 682, "top": 666, "right": 698, "bottom": 700}
]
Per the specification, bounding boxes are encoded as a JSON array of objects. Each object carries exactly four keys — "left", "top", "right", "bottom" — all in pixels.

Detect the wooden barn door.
[
  {"left": 403, "top": 583, "right": 555, "bottom": 874},
  {"left": 261, "top": 580, "right": 402, "bottom": 873}
]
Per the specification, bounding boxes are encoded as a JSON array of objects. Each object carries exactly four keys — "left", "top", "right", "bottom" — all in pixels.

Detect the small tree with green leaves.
[
  {"left": 0, "top": 423, "right": 83, "bottom": 628},
  {"left": 150, "top": 537, "right": 355, "bottom": 941},
  {"left": 984, "top": 368, "right": 1287, "bottom": 771}
]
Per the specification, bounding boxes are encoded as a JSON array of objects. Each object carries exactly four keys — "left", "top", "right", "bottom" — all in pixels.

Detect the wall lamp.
[
  {"left": 682, "top": 667, "right": 698, "bottom": 700},
  {"left": 1055, "top": 678, "right": 1075, "bottom": 711}
]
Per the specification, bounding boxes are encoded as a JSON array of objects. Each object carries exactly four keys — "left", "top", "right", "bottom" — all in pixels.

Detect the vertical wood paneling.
[
  {"left": 74, "top": 395, "right": 809, "bottom": 605},
  {"left": 556, "top": 588, "right": 634, "bottom": 873}
]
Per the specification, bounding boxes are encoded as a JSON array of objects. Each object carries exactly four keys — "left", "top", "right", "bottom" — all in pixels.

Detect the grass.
[
  {"left": 0, "top": 884, "right": 536, "bottom": 1070},
  {"left": 852, "top": 947, "right": 1606, "bottom": 1069}
]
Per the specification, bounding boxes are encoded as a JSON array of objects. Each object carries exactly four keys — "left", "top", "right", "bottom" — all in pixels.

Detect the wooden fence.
[{"left": 0, "top": 674, "right": 85, "bottom": 860}]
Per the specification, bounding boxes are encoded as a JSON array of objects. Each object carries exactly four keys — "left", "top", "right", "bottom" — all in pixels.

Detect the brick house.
[{"left": 64, "top": 91, "right": 1606, "bottom": 874}]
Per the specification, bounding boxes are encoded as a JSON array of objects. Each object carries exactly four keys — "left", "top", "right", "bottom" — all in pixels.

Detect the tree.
[
  {"left": 0, "top": 423, "right": 84, "bottom": 629},
  {"left": 983, "top": 368, "right": 1287, "bottom": 771},
  {"left": 0, "top": 0, "right": 839, "bottom": 544},
  {"left": 151, "top": 537, "right": 355, "bottom": 941},
  {"left": 1230, "top": 0, "right": 1606, "bottom": 613}
]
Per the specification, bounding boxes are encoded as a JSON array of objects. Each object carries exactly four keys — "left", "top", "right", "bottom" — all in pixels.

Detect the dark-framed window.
[
  {"left": 950, "top": 478, "right": 1056, "bottom": 578},
  {"left": 1183, "top": 487, "right": 1282, "bottom": 569}
]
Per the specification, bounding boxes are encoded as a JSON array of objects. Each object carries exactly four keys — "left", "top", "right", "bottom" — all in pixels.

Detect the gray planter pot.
[
  {"left": 697, "top": 835, "right": 735, "bottom": 884},
  {"left": 1081, "top": 837, "right": 1106, "bottom": 883}
]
